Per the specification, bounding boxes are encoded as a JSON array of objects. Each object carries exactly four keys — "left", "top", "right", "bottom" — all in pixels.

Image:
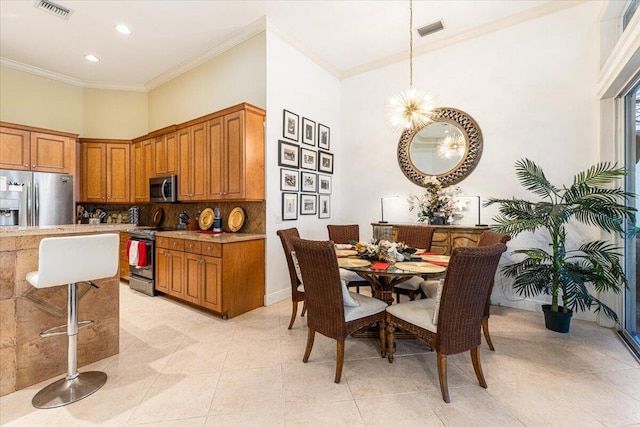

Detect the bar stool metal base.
[{"left": 32, "top": 371, "right": 107, "bottom": 409}]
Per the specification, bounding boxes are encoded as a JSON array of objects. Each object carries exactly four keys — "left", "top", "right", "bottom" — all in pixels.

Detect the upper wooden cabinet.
[
  {"left": 178, "top": 122, "right": 207, "bottom": 201},
  {"left": 206, "top": 106, "right": 265, "bottom": 200},
  {"left": 132, "top": 139, "right": 154, "bottom": 203},
  {"left": 0, "top": 123, "right": 76, "bottom": 174},
  {"left": 153, "top": 132, "right": 178, "bottom": 177},
  {"left": 80, "top": 139, "right": 130, "bottom": 203}
]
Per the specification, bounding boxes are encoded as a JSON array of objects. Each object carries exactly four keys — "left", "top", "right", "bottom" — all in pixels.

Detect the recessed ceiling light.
[
  {"left": 84, "top": 54, "right": 99, "bottom": 62},
  {"left": 115, "top": 24, "right": 132, "bottom": 35}
]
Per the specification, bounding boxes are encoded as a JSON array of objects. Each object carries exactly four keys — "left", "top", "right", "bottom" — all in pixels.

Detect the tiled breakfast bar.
[{"left": 0, "top": 224, "right": 131, "bottom": 396}]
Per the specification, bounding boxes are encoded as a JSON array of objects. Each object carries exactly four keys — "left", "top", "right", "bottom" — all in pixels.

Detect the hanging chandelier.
[{"left": 385, "top": 0, "right": 438, "bottom": 132}]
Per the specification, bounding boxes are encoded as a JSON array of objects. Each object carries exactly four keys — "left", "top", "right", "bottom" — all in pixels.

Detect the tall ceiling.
[{"left": 0, "top": 0, "right": 582, "bottom": 91}]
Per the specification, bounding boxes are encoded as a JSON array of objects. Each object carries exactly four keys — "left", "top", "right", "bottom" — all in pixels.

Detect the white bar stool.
[{"left": 26, "top": 233, "right": 119, "bottom": 409}]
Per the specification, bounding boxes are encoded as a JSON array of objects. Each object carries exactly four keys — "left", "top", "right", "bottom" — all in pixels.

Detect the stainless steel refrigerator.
[{"left": 0, "top": 169, "right": 74, "bottom": 227}]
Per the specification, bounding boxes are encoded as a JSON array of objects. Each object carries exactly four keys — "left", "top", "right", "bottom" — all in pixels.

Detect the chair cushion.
[
  {"left": 291, "top": 251, "right": 304, "bottom": 284},
  {"left": 386, "top": 299, "right": 438, "bottom": 333},
  {"left": 341, "top": 280, "right": 359, "bottom": 307},
  {"left": 339, "top": 268, "right": 363, "bottom": 283},
  {"left": 26, "top": 271, "right": 39, "bottom": 287},
  {"left": 432, "top": 280, "right": 445, "bottom": 325},
  {"left": 419, "top": 279, "right": 441, "bottom": 298},
  {"left": 297, "top": 284, "right": 305, "bottom": 292},
  {"left": 394, "top": 276, "right": 423, "bottom": 291},
  {"left": 345, "top": 293, "right": 387, "bottom": 322}
]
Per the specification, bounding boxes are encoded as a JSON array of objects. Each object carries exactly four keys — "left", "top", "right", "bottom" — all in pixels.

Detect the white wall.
[
  {"left": 265, "top": 30, "right": 341, "bottom": 304},
  {"left": 148, "top": 32, "right": 267, "bottom": 130},
  {"left": 341, "top": 2, "right": 602, "bottom": 318},
  {"left": 0, "top": 65, "right": 83, "bottom": 134}
]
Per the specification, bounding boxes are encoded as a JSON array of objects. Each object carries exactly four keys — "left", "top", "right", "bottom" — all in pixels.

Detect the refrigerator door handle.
[
  {"left": 34, "top": 183, "right": 39, "bottom": 226},
  {"left": 26, "top": 182, "right": 32, "bottom": 226}
]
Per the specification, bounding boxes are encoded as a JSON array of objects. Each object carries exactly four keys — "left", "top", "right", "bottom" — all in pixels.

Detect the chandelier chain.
[{"left": 409, "top": 0, "right": 413, "bottom": 87}]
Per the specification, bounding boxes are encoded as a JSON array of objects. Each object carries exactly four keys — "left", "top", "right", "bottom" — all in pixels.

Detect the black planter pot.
[{"left": 542, "top": 304, "right": 573, "bottom": 333}]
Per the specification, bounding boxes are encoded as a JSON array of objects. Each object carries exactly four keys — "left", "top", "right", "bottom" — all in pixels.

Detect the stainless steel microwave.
[{"left": 149, "top": 175, "right": 178, "bottom": 202}]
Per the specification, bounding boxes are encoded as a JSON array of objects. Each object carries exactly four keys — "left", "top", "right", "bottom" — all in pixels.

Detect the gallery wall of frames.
[{"left": 279, "top": 109, "right": 333, "bottom": 221}]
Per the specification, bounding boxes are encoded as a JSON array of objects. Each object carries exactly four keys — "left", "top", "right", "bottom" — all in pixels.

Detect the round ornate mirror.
[{"left": 397, "top": 107, "right": 483, "bottom": 187}]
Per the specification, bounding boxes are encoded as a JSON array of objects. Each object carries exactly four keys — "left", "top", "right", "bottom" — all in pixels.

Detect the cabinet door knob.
[{"left": 32, "top": 164, "right": 35, "bottom": 168}]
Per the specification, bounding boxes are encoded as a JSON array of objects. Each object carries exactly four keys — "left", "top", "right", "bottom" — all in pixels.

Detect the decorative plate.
[
  {"left": 419, "top": 254, "right": 450, "bottom": 263},
  {"left": 199, "top": 208, "right": 214, "bottom": 230},
  {"left": 336, "top": 249, "right": 357, "bottom": 256},
  {"left": 151, "top": 207, "right": 164, "bottom": 227},
  {"left": 337, "top": 258, "right": 370, "bottom": 268},
  {"left": 395, "top": 262, "right": 446, "bottom": 274},
  {"left": 228, "top": 207, "right": 245, "bottom": 232}
]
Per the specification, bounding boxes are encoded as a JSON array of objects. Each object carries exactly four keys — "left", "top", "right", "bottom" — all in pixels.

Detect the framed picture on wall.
[
  {"left": 283, "top": 110, "right": 299, "bottom": 141},
  {"left": 278, "top": 140, "right": 300, "bottom": 168},
  {"left": 282, "top": 192, "right": 298, "bottom": 221},
  {"left": 318, "top": 195, "right": 331, "bottom": 219},
  {"left": 300, "top": 194, "right": 317, "bottom": 215},
  {"left": 280, "top": 168, "right": 299, "bottom": 192},
  {"left": 318, "top": 150, "right": 334, "bottom": 174},
  {"left": 300, "top": 148, "right": 317, "bottom": 171},
  {"left": 318, "top": 123, "right": 330, "bottom": 150},
  {"left": 302, "top": 118, "right": 316, "bottom": 146},
  {"left": 301, "top": 171, "right": 317, "bottom": 193},
  {"left": 318, "top": 174, "right": 332, "bottom": 194}
]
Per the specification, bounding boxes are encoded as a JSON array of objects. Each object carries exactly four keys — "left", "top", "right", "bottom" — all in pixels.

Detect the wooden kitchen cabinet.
[
  {"left": 371, "top": 223, "right": 489, "bottom": 255},
  {"left": 206, "top": 106, "right": 265, "bottom": 200},
  {"left": 132, "top": 138, "right": 154, "bottom": 203},
  {"left": 156, "top": 237, "right": 185, "bottom": 298},
  {"left": 80, "top": 140, "right": 130, "bottom": 203},
  {"left": 154, "top": 235, "right": 263, "bottom": 319},
  {"left": 0, "top": 123, "right": 76, "bottom": 173},
  {"left": 178, "top": 123, "right": 207, "bottom": 201},
  {"left": 153, "top": 132, "right": 178, "bottom": 177}
]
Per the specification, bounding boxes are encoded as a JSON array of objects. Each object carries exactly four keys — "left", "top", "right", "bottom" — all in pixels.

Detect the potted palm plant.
[{"left": 485, "top": 159, "right": 635, "bottom": 332}]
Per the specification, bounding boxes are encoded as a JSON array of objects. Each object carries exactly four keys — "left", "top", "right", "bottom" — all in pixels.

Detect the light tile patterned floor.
[{"left": 1, "top": 283, "right": 639, "bottom": 426}]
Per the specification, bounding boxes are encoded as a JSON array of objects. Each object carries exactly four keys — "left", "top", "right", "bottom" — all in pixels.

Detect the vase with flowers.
[
  {"left": 352, "top": 239, "right": 417, "bottom": 263},
  {"left": 408, "top": 176, "right": 463, "bottom": 224}
]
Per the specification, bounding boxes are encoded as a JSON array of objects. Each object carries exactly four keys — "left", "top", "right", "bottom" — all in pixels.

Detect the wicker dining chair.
[
  {"left": 277, "top": 228, "right": 306, "bottom": 329},
  {"left": 327, "top": 224, "right": 370, "bottom": 294},
  {"left": 291, "top": 237, "right": 387, "bottom": 383},
  {"left": 394, "top": 225, "right": 435, "bottom": 302},
  {"left": 386, "top": 243, "right": 507, "bottom": 403},
  {"left": 421, "top": 230, "right": 511, "bottom": 351}
]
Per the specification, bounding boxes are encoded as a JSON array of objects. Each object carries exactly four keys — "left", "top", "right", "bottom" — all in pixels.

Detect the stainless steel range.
[{"left": 126, "top": 229, "right": 157, "bottom": 296}]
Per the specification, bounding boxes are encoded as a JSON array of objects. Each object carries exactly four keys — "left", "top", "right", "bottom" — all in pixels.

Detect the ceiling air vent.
[
  {"left": 33, "top": 0, "right": 73, "bottom": 20},
  {"left": 417, "top": 20, "right": 445, "bottom": 38}
]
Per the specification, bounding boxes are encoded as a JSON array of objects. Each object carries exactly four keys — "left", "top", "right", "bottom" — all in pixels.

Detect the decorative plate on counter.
[
  {"left": 228, "top": 207, "right": 245, "bottom": 232},
  {"left": 199, "top": 208, "right": 214, "bottom": 230},
  {"left": 151, "top": 207, "right": 164, "bottom": 227}
]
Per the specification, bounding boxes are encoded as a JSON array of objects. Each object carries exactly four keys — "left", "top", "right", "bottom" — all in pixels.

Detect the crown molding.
[
  {"left": 0, "top": 57, "right": 148, "bottom": 91},
  {"left": 341, "top": 0, "right": 585, "bottom": 80}
]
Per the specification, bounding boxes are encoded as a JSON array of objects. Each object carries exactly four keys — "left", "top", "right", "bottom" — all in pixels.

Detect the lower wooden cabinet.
[
  {"left": 372, "top": 223, "right": 489, "bottom": 255},
  {"left": 155, "top": 235, "right": 264, "bottom": 319}
]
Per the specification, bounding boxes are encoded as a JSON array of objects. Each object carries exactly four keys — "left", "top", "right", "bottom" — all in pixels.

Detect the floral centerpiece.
[
  {"left": 407, "top": 176, "right": 463, "bottom": 224},
  {"left": 352, "top": 239, "right": 417, "bottom": 263}
]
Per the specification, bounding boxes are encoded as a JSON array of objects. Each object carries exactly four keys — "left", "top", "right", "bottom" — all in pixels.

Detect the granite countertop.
[
  {"left": 155, "top": 230, "right": 266, "bottom": 243},
  {"left": 0, "top": 223, "right": 135, "bottom": 237}
]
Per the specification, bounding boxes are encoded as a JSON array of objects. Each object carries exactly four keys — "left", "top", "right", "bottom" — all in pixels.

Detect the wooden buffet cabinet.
[
  {"left": 155, "top": 232, "right": 265, "bottom": 319},
  {"left": 0, "top": 122, "right": 77, "bottom": 174},
  {"left": 372, "top": 223, "right": 489, "bottom": 255}
]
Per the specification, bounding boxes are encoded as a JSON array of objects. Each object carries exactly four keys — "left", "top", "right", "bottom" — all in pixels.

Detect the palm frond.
[
  {"left": 515, "top": 159, "right": 559, "bottom": 200},
  {"left": 588, "top": 295, "right": 620, "bottom": 322},
  {"left": 571, "top": 162, "right": 626, "bottom": 187}
]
